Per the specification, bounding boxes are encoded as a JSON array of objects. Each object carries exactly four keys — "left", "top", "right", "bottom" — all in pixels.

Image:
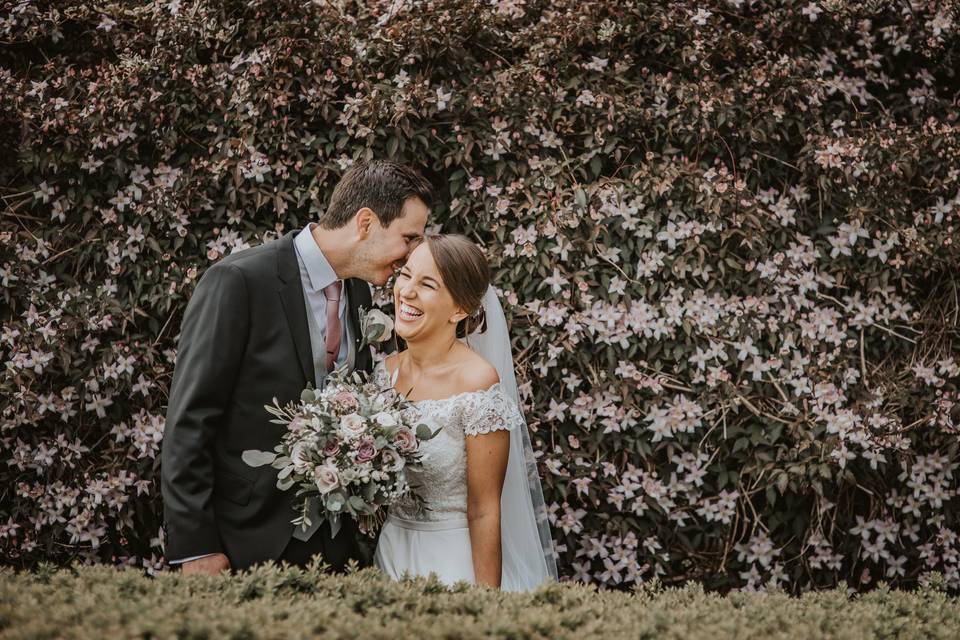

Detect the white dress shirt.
[{"left": 294, "top": 223, "right": 351, "bottom": 377}]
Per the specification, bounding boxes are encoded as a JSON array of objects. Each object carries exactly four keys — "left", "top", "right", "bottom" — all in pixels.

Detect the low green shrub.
[{"left": 1, "top": 565, "right": 958, "bottom": 639}]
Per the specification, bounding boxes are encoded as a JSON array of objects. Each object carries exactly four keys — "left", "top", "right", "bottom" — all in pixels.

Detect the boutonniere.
[{"left": 358, "top": 307, "right": 394, "bottom": 348}]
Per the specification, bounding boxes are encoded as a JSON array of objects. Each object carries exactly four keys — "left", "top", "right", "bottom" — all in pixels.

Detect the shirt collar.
[{"left": 293, "top": 223, "right": 339, "bottom": 291}]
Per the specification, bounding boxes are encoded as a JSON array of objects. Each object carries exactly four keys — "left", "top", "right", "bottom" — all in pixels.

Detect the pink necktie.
[{"left": 323, "top": 280, "right": 343, "bottom": 372}]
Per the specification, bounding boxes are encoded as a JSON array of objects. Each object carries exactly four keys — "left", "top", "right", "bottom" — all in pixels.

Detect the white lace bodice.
[{"left": 373, "top": 360, "right": 522, "bottom": 522}]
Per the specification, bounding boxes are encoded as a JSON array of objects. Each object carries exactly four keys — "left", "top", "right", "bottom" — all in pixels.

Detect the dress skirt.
[{"left": 373, "top": 514, "right": 476, "bottom": 585}]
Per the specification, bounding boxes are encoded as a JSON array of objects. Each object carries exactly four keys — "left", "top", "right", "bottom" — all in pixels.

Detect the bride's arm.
[{"left": 465, "top": 429, "right": 510, "bottom": 588}]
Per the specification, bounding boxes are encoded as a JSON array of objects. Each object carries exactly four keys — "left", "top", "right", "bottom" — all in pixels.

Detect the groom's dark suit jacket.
[{"left": 161, "top": 229, "right": 373, "bottom": 569}]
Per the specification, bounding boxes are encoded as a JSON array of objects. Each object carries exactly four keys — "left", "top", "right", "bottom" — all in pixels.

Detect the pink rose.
[
  {"left": 393, "top": 427, "right": 417, "bottom": 453},
  {"left": 355, "top": 438, "right": 377, "bottom": 463},
  {"left": 323, "top": 437, "right": 341, "bottom": 457},
  {"left": 330, "top": 391, "right": 359, "bottom": 416}
]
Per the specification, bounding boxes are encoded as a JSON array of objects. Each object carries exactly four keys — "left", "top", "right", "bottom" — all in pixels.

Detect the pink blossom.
[{"left": 355, "top": 438, "right": 377, "bottom": 463}]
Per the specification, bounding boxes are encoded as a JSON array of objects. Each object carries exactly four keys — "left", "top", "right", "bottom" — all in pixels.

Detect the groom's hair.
[{"left": 318, "top": 160, "right": 434, "bottom": 229}]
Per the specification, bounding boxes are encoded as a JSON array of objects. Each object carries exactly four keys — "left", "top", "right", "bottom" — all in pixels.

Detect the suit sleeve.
[{"left": 161, "top": 263, "right": 249, "bottom": 561}]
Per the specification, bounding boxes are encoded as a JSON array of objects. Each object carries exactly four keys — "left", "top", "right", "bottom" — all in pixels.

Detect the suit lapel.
[{"left": 276, "top": 230, "right": 315, "bottom": 388}]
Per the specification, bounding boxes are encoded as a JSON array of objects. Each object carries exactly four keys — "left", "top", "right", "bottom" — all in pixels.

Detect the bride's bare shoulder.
[
  {"left": 382, "top": 352, "right": 400, "bottom": 375},
  {"left": 454, "top": 349, "right": 499, "bottom": 394}
]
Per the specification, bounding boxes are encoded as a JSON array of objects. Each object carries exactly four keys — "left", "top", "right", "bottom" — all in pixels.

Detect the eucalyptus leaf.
[
  {"left": 241, "top": 450, "right": 277, "bottom": 467},
  {"left": 415, "top": 424, "right": 437, "bottom": 441}
]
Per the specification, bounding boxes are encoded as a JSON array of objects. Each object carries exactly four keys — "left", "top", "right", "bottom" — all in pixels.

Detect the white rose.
[
  {"left": 363, "top": 309, "right": 394, "bottom": 343},
  {"left": 374, "top": 411, "right": 397, "bottom": 427},
  {"left": 339, "top": 413, "right": 366, "bottom": 440},
  {"left": 380, "top": 448, "right": 404, "bottom": 472},
  {"left": 313, "top": 462, "right": 340, "bottom": 494}
]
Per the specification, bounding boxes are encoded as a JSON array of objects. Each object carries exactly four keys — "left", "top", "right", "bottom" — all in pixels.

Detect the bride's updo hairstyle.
[{"left": 424, "top": 234, "right": 490, "bottom": 338}]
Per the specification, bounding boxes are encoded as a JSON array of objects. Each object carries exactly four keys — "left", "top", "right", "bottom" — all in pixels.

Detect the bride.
[{"left": 372, "top": 234, "right": 557, "bottom": 591}]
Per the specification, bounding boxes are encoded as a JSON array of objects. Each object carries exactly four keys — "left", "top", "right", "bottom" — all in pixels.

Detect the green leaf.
[
  {"left": 776, "top": 472, "right": 789, "bottom": 495},
  {"left": 242, "top": 450, "right": 277, "bottom": 467},
  {"left": 590, "top": 156, "right": 603, "bottom": 177},
  {"left": 365, "top": 323, "right": 384, "bottom": 341},
  {"left": 574, "top": 188, "right": 587, "bottom": 208},
  {"left": 348, "top": 495, "right": 368, "bottom": 512},
  {"left": 416, "top": 424, "right": 438, "bottom": 441}
]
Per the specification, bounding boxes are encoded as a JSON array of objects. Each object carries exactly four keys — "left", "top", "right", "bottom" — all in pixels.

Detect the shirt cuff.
[{"left": 168, "top": 553, "right": 217, "bottom": 565}]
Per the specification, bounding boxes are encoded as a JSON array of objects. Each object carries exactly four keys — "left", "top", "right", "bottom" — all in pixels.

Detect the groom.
[{"left": 161, "top": 161, "right": 433, "bottom": 575}]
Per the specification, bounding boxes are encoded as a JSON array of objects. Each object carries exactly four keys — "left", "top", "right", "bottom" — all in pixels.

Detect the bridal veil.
[{"left": 464, "top": 285, "right": 559, "bottom": 590}]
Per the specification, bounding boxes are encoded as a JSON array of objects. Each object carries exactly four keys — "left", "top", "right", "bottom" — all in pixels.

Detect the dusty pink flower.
[
  {"left": 330, "top": 391, "right": 359, "bottom": 415},
  {"left": 393, "top": 427, "right": 417, "bottom": 452},
  {"left": 323, "top": 437, "right": 341, "bottom": 457},
  {"left": 355, "top": 438, "right": 377, "bottom": 463}
]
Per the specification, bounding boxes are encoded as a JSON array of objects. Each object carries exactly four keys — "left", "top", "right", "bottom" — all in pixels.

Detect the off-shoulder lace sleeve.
[{"left": 462, "top": 385, "right": 522, "bottom": 437}]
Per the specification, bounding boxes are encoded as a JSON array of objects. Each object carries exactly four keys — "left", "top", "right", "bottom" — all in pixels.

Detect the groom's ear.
[{"left": 355, "top": 208, "right": 377, "bottom": 237}]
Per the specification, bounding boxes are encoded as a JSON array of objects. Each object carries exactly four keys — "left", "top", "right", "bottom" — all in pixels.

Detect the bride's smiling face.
[{"left": 393, "top": 243, "right": 466, "bottom": 342}]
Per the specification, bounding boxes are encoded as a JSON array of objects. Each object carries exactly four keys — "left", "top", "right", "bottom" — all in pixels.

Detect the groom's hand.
[{"left": 180, "top": 553, "right": 231, "bottom": 576}]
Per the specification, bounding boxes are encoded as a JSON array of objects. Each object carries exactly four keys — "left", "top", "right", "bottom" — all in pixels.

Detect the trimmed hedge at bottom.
[{"left": 0, "top": 565, "right": 958, "bottom": 640}]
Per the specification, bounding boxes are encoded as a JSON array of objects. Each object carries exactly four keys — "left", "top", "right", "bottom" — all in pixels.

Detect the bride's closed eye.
[{"left": 399, "top": 269, "right": 438, "bottom": 290}]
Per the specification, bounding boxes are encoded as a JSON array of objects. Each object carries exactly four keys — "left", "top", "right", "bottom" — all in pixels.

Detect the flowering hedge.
[
  {"left": 2, "top": 564, "right": 959, "bottom": 639},
  {"left": 2, "top": 0, "right": 959, "bottom": 593}
]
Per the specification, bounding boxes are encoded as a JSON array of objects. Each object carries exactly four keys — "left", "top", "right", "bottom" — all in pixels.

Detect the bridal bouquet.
[{"left": 242, "top": 309, "right": 435, "bottom": 538}]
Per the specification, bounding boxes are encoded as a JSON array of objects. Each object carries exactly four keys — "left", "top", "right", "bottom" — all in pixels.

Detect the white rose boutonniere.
[{"left": 359, "top": 307, "right": 394, "bottom": 347}]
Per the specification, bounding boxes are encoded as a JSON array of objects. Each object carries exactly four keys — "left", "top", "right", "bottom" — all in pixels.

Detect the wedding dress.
[{"left": 373, "top": 286, "right": 558, "bottom": 591}]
